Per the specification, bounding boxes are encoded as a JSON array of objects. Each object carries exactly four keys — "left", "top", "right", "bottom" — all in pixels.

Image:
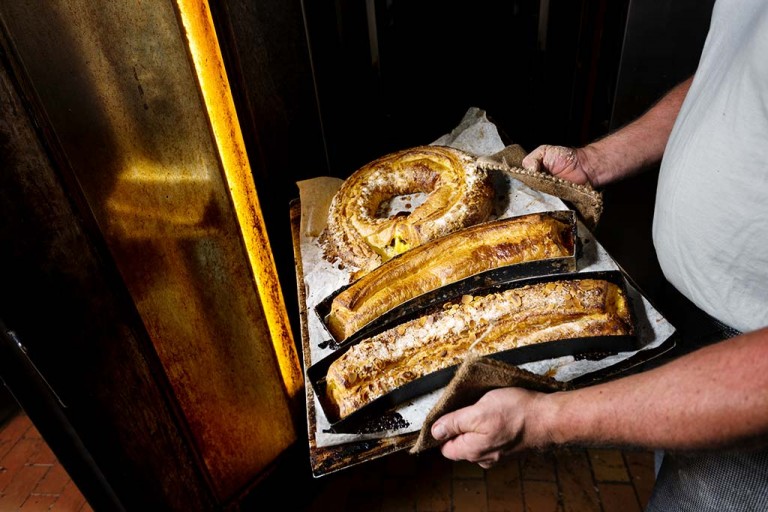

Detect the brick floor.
[
  {"left": 306, "top": 446, "right": 656, "bottom": 512},
  {"left": 0, "top": 414, "right": 91, "bottom": 512},
  {"left": 2, "top": 413, "right": 656, "bottom": 511}
]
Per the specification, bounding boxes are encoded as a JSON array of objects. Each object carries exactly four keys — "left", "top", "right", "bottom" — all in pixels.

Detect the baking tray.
[
  {"left": 308, "top": 269, "right": 639, "bottom": 433},
  {"left": 314, "top": 210, "right": 578, "bottom": 351}
]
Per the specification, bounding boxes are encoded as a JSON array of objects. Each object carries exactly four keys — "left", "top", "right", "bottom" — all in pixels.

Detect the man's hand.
[
  {"left": 521, "top": 145, "right": 596, "bottom": 186},
  {"left": 432, "top": 327, "right": 768, "bottom": 468},
  {"left": 431, "top": 387, "right": 551, "bottom": 469}
]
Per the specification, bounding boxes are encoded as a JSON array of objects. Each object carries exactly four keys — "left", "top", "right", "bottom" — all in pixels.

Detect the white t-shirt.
[{"left": 653, "top": 0, "right": 768, "bottom": 333}]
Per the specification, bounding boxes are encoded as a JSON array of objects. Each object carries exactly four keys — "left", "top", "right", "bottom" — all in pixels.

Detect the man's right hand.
[
  {"left": 522, "top": 144, "right": 597, "bottom": 187},
  {"left": 431, "top": 387, "right": 553, "bottom": 469}
]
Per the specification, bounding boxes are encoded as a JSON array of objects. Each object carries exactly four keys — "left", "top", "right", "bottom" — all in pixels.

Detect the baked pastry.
[
  {"left": 321, "top": 145, "right": 494, "bottom": 278},
  {"left": 325, "top": 212, "right": 575, "bottom": 341},
  {"left": 324, "top": 278, "right": 633, "bottom": 420}
]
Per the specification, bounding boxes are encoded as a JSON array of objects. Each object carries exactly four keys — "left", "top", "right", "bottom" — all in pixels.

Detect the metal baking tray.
[
  {"left": 314, "top": 210, "right": 579, "bottom": 351},
  {"left": 308, "top": 269, "right": 639, "bottom": 433}
]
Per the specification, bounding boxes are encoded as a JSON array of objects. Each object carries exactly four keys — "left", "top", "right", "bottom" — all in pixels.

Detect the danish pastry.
[
  {"left": 321, "top": 145, "right": 494, "bottom": 277},
  {"left": 324, "top": 278, "right": 633, "bottom": 420},
  {"left": 325, "top": 212, "right": 576, "bottom": 341}
]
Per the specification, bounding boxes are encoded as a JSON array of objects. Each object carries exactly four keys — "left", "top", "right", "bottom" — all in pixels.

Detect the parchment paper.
[{"left": 297, "top": 107, "right": 676, "bottom": 448}]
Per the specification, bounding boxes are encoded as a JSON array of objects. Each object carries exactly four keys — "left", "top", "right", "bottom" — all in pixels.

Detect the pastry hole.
[{"left": 374, "top": 192, "right": 429, "bottom": 218}]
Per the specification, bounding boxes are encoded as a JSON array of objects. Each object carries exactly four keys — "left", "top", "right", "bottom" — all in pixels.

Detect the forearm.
[
  {"left": 581, "top": 76, "right": 693, "bottom": 186},
  {"left": 538, "top": 326, "right": 768, "bottom": 451}
]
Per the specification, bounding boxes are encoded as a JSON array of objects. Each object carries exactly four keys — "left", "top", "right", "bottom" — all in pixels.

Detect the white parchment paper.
[{"left": 297, "top": 107, "right": 676, "bottom": 448}]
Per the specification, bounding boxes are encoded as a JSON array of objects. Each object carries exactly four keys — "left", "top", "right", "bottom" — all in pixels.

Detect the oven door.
[{"left": 0, "top": 1, "right": 303, "bottom": 509}]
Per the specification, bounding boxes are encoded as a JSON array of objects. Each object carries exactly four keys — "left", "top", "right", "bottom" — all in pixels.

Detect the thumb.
[
  {"left": 431, "top": 413, "right": 466, "bottom": 441},
  {"left": 521, "top": 145, "right": 546, "bottom": 172}
]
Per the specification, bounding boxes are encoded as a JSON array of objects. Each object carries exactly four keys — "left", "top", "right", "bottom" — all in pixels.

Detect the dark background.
[{"left": 212, "top": 0, "right": 715, "bottom": 340}]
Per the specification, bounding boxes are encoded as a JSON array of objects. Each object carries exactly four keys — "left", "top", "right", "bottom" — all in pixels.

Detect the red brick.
[
  {"left": 623, "top": 450, "right": 655, "bottom": 508},
  {"left": 521, "top": 451, "right": 556, "bottom": 482},
  {"left": 587, "top": 449, "right": 629, "bottom": 483},
  {"left": 0, "top": 438, "right": 45, "bottom": 492},
  {"left": 486, "top": 456, "right": 523, "bottom": 512},
  {"left": 0, "top": 464, "right": 49, "bottom": 511},
  {"left": 555, "top": 449, "right": 600, "bottom": 512},
  {"left": 311, "top": 493, "right": 357, "bottom": 512},
  {"left": 345, "top": 491, "right": 383, "bottom": 512},
  {"left": 0, "top": 414, "right": 32, "bottom": 459},
  {"left": 385, "top": 450, "right": 418, "bottom": 477},
  {"left": 26, "top": 439, "right": 59, "bottom": 467},
  {"left": 453, "top": 460, "right": 485, "bottom": 479},
  {"left": 0, "top": 412, "right": 664, "bottom": 512},
  {"left": 347, "top": 459, "right": 386, "bottom": 494},
  {"left": 34, "top": 463, "right": 71, "bottom": 495},
  {"left": 415, "top": 451, "right": 453, "bottom": 477},
  {"left": 380, "top": 475, "right": 416, "bottom": 511},
  {"left": 453, "top": 478, "right": 488, "bottom": 512},
  {"left": 522, "top": 480, "right": 560, "bottom": 512},
  {"left": 344, "top": 459, "right": 386, "bottom": 512},
  {"left": 306, "top": 471, "right": 355, "bottom": 512},
  {"left": 0, "top": 414, "right": 30, "bottom": 437},
  {"left": 413, "top": 454, "right": 451, "bottom": 512},
  {"left": 597, "top": 483, "right": 642, "bottom": 512},
  {"left": 49, "top": 480, "right": 86, "bottom": 512},
  {"left": 342, "top": 461, "right": 383, "bottom": 511},
  {"left": 23, "top": 423, "right": 44, "bottom": 441},
  {"left": 19, "top": 493, "right": 59, "bottom": 511}
]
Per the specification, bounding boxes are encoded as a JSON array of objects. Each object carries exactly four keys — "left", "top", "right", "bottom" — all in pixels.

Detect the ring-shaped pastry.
[{"left": 322, "top": 145, "right": 494, "bottom": 277}]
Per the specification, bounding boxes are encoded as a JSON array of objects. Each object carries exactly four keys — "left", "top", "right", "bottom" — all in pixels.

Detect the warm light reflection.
[
  {"left": 107, "top": 161, "right": 214, "bottom": 238},
  {"left": 175, "top": 0, "right": 303, "bottom": 399}
]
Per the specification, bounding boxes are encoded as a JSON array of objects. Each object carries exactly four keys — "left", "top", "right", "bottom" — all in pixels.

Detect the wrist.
[
  {"left": 577, "top": 143, "right": 610, "bottom": 188},
  {"left": 528, "top": 391, "right": 570, "bottom": 447}
]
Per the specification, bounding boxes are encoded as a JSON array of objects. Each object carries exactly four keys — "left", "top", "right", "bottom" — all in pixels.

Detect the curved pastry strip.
[
  {"left": 322, "top": 145, "right": 494, "bottom": 277},
  {"left": 325, "top": 279, "right": 632, "bottom": 419},
  {"left": 326, "top": 212, "right": 575, "bottom": 341}
]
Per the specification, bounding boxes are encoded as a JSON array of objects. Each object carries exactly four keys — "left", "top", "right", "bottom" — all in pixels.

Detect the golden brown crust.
[
  {"left": 326, "top": 212, "right": 575, "bottom": 341},
  {"left": 321, "top": 145, "right": 494, "bottom": 278},
  {"left": 325, "top": 279, "right": 632, "bottom": 419}
]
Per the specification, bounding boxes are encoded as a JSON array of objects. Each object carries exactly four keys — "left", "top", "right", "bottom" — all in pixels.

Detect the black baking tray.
[
  {"left": 308, "top": 269, "right": 640, "bottom": 433},
  {"left": 314, "top": 210, "right": 579, "bottom": 351}
]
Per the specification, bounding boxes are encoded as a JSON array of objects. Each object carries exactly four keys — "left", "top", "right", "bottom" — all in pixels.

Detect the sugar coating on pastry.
[
  {"left": 321, "top": 145, "right": 494, "bottom": 279},
  {"left": 326, "top": 212, "right": 575, "bottom": 341},
  {"left": 324, "top": 278, "right": 633, "bottom": 420}
]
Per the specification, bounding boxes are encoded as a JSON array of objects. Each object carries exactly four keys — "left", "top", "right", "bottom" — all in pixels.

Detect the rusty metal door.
[{"left": 0, "top": 0, "right": 305, "bottom": 509}]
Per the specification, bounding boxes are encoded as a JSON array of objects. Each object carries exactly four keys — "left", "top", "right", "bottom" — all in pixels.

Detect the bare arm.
[
  {"left": 583, "top": 76, "right": 693, "bottom": 185},
  {"left": 522, "top": 77, "right": 694, "bottom": 187},
  {"left": 433, "top": 326, "right": 768, "bottom": 466}
]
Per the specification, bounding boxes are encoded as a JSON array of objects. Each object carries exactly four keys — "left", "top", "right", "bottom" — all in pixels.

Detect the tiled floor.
[
  {"left": 0, "top": 413, "right": 91, "bottom": 512},
  {"left": 2, "top": 412, "right": 655, "bottom": 512},
  {"left": 304, "top": 444, "right": 655, "bottom": 511}
]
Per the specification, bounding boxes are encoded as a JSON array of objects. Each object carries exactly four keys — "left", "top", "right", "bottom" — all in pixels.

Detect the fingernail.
[{"left": 432, "top": 423, "right": 446, "bottom": 440}]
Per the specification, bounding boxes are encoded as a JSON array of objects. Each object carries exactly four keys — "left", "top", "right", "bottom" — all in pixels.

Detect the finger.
[
  {"left": 521, "top": 145, "right": 547, "bottom": 172},
  {"left": 439, "top": 433, "right": 487, "bottom": 462},
  {"left": 431, "top": 414, "right": 463, "bottom": 442},
  {"left": 542, "top": 146, "right": 577, "bottom": 177},
  {"left": 432, "top": 404, "right": 486, "bottom": 442},
  {"left": 478, "top": 461, "right": 495, "bottom": 470}
]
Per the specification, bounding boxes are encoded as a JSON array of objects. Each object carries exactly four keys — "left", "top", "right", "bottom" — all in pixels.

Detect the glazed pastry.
[
  {"left": 324, "top": 278, "right": 633, "bottom": 420},
  {"left": 326, "top": 212, "right": 575, "bottom": 341},
  {"left": 321, "top": 145, "right": 494, "bottom": 278}
]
